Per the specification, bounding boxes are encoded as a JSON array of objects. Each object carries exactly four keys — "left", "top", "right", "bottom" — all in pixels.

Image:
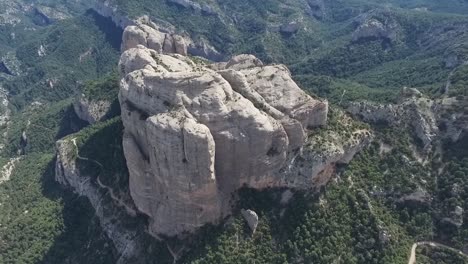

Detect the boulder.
[{"left": 241, "top": 209, "right": 259, "bottom": 234}]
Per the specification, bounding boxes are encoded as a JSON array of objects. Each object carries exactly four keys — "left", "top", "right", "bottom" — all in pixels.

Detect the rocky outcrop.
[
  {"left": 73, "top": 95, "right": 112, "bottom": 124},
  {"left": 94, "top": 4, "right": 224, "bottom": 61},
  {"left": 32, "top": 6, "right": 69, "bottom": 25},
  {"left": 347, "top": 88, "right": 437, "bottom": 148},
  {"left": 352, "top": 11, "right": 399, "bottom": 42},
  {"left": 187, "top": 37, "right": 224, "bottom": 61},
  {"left": 120, "top": 17, "right": 226, "bottom": 61},
  {"left": 118, "top": 25, "right": 371, "bottom": 237},
  {"left": 121, "top": 24, "right": 186, "bottom": 55},
  {"left": 241, "top": 209, "right": 259, "bottom": 234},
  {"left": 93, "top": 0, "right": 135, "bottom": 29},
  {"left": 55, "top": 138, "right": 142, "bottom": 264},
  {"left": 347, "top": 89, "right": 468, "bottom": 149}
]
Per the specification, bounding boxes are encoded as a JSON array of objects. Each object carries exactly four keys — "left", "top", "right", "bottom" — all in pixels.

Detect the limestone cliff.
[
  {"left": 73, "top": 95, "right": 112, "bottom": 124},
  {"left": 118, "top": 24, "right": 371, "bottom": 237},
  {"left": 93, "top": 2, "right": 223, "bottom": 60},
  {"left": 55, "top": 137, "right": 143, "bottom": 264},
  {"left": 347, "top": 88, "right": 468, "bottom": 149}
]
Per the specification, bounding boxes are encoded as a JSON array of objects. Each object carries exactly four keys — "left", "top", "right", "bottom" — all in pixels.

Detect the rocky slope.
[
  {"left": 118, "top": 23, "right": 371, "bottom": 237},
  {"left": 55, "top": 134, "right": 143, "bottom": 263},
  {"left": 347, "top": 87, "right": 468, "bottom": 151}
]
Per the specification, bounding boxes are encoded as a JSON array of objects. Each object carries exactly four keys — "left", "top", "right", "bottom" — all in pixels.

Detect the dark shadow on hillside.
[
  {"left": 85, "top": 9, "right": 124, "bottom": 51},
  {"left": 44, "top": 118, "right": 175, "bottom": 263},
  {"left": 56, "top": 105, "right": 89, "bottom": 140},
  {"left": 39, "top": 158, "right": 118, "bottom": 264}
]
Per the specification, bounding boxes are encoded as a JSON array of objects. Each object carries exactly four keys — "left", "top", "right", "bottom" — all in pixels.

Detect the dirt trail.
[{"left": 408, "top": 241, "right": 468, "bottom": 264}]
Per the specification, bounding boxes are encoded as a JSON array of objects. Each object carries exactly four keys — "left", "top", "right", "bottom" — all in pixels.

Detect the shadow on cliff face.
[
  {"left": 85, "top": 9, "right": 124, "bottom": 51},
  {"left": 38, "top": 157, "right": 118, "bottom": 264}
]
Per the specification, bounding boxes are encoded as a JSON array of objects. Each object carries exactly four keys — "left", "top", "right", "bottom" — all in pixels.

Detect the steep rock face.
[
  {"left": 55, "top": 138, "right": 142, "bottom": 264},
  {"left": 347, "top": 98, "right": 437, "bottom": 149},
  {"left": 118, "top": 29, "right": 371, "bottom": 237},
  {"left": 93, "top": 0, "right": 134, "bottom": 29},
  {"left": 73, "top": 95, "right": 112, "bottom": 124},
  {"left": 352, "top": 11, "right": 399, "bottom": 42},
  {"left": 347, "top": 89, "right": 468, "bottom": 148},
  {"left": 122, "top": 23, "right": 188, "bottom": 55},
  {"left": 94, "top": 2, "right": 223, "bottom": 61}
]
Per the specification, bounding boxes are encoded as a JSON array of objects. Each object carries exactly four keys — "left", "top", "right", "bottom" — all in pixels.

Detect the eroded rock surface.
[
  {"left": 118, "top": 24, "right": 370, "bottom": 237},
  {"left": 352, "top": 11, "right": 399, "bottom": 42},
  {"left": 347, "top": 88, "right": 468, "bottom": 150},
  {"left": 241, "top": 209, "right": 259, "bottom": 234},
  {"left": 74, "top": 95, "right": 112, "bottom": 124},
  {"left": 55, "top": 138, "right": 141, "bottom": 264}
]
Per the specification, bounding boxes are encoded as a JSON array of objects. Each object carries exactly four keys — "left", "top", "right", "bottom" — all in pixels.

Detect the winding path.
[{"left": 408, "top": 241, "right": 468, "bottom": 264}]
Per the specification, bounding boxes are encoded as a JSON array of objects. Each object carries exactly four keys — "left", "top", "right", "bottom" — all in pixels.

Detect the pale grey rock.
[
  {"left": 398, "top": 190, "right": 431, "bottom": 207},
  {"left": 353, "top": 19, "right": 389, "bottom": 41},
  {"left": 119, "top": 17, "right": 222, "bottom": 61},
  {"left": 187, "top": 38, "right": 224, "bottom": 61},
  {"left": 241, "top": 65, "right": 328, "bottom": 128},
  {"left": 37, "top": 44, "right": 46, "bottom": 57},
  {"left": 173, "top": 35, "right": 188, "bottom": 56},
  {"left": 241, "top": 209, "right": 259, "bottom": 234},
  {"left": 347, "top": 89, "right": 437, "bottom": 148},
  {"left": 121, "top": 23, "right": 189, "bottom": 56},
  {"left": 73, "top": 95, "right": 112, "bottom": 124},
  {"left": 348, "top": 90, "right": 468, "bottom": 148},
  {"left": 352, "top": 12, "right": 399, "bottom": 42},
  {"left": 118, "top": 44, "right": 370, "bottom": 237},
  {"left": 225, "top": 54, "right": 263, "bottom": 70}
]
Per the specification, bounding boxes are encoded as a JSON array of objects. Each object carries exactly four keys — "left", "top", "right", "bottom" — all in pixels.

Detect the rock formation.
[
  {"left": 352, "top": 11, "right": 399, "bottom": 42},
  {"left": 73, "top": 95, "right": 113, "bottom": 124},
  {"left": 94, "top": 0, "right": 135, "bottom": 29},
  {"left": 118, "top": 23, "right": 371, "bottom": 237},
  {"left": 94, "top": 1, "right": 224, "bottom": 61},
  {"left": 241, "top": 209, "right": 259, "bottom": 234},
  {"left": 347, "top": 88, "right": 468, "bottom": 149},
  {"left": 55, "top": 138, "right": 141, "bottom": 264}
]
